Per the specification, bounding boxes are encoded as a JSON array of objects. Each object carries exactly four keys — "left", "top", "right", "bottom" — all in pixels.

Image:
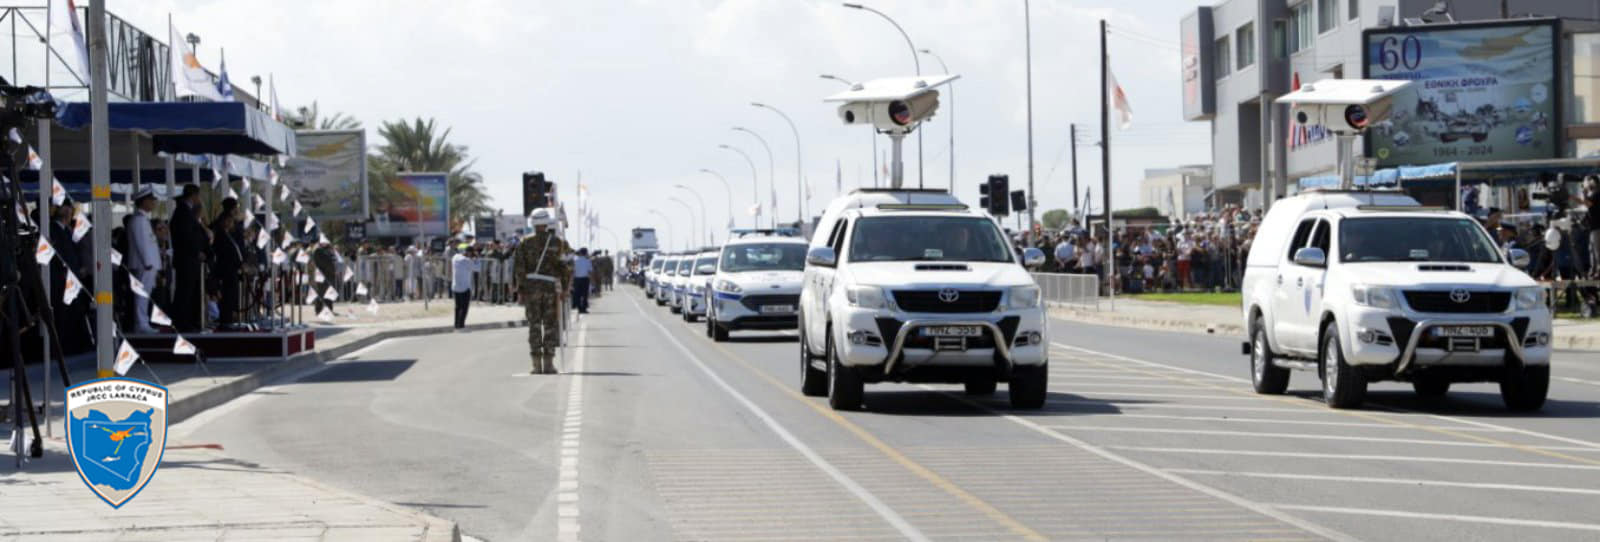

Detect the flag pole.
[{"left": 1100, "top": 19, "right": 1114, "bottom": 309}]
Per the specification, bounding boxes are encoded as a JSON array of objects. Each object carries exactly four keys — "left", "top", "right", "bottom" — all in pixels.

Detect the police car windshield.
[
  {"left": 720, "top": 243, "right": 807, "bottom": 272},
  {"left": 694, "top": 255, "right": 718, "bottom": 274},
  {"left": 662, "top": 259, "right": 677, "bottom": 275},
  {"left": 1340, "top": 217, "right": 1501, "bottom": 263},
  {"left": 676, "top": 258, "right": 695, "bottom": 274},
  {"left": 849, "top": 216, "right": 1013, "bottom": 263}
]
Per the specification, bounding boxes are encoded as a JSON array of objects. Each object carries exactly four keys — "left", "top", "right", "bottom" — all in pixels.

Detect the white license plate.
[
  {"left": 1433, "top": 326, "right": 1494, "bottom": 338},
  {"left": 760, "top": 304, "right": 795, "bottom": 314},
  {"left": 921, "top": 326, "right": 982, "bottom": 337}
]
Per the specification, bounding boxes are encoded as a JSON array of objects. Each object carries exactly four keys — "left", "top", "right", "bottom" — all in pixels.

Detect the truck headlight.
[
  {"left": 846, "top": 285, "right": 888, "bottom": 309},
  {"left": 1351, "top": 284, "right": 1397, "bottom": 309},
  {"left": 1514, "top": 286, "right": 1546, "bottom": 311},
  {"left": 1007, "top": 285, "right": 1041, "bottom": 310},
  {"left": 715, "top": 279, "right": 742, "bottom": 294}
]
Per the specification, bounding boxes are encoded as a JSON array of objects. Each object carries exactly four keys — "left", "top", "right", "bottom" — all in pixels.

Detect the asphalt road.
[{"left": 179, "top": 288, "right": 1600, "bottom": 541}]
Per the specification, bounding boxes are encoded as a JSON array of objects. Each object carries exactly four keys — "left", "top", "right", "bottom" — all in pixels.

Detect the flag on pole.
[
  {"left": 253, "top": 194, "right": 267, "bottom": 211},
  {"left": 313, "top": 268, "right": 325, "bottom": 283},
  {"left": 114, "top": 339, "right": 140, "bottom": 376},
  {"left": 169, "top": 18, "right": 225, "bottom": 101},
  {"left": 280, "top": 235, "right": 293, "bottom": 250},
  {"left": 26, "top": 147, "right": 42, "bottom": 170},
  {"left": 109, "top": 248, "right": 122, "bottom": 267},
  {"left": 48, "top": 0, "right": 91, "bottom": 83},
  {"left": 305, "top": 288, "right": 319, "bottom": 303},
  {"left": 303, "top": 216, "right": 316, "bottom": 234},
  {"left": 6, "top": 128, "right": 18, "bottom": 143},
  {"left": 62, "top": 269, "right": 83, "bottom": 303},
  {"left": 325, "top": 288, "right": 339, "bottom": 302},
  {"left": 747, "top": 202, "right": 761, "bottom": 217},
  {"left": 257, "top": 229, "right": 270, "bottom": 250},
  {"left": 151, "top": 306, "right": 173, "bottom": 327},
  {"left": 295, "top": 251, "right": 310, "bottom": 265},
  {"left": 266, "top": 212, "right": 280, "bottom": 232},
  {"left": 317, "top": 307, "right": 334, "bottom": 323},
  {"left": 224, "top": 183, "right": 238, "bottom": 201},
  {"left": 268, "top": 74, "right": 283, "bottom": 122},
  {"left": 1108, "top": 66, "right": 1134, "bottom": 130},
  {"left": 128, "top": 275, "right": 150, "bottom": 298},
  {"left": 271, "top": 248, "right": 287, "bottom": 265},
  {"left": 318, "top": 232, "right": 330, "bottom": 245},
  {"left": 71, "top": 211, "right": 90, "bottom": 242},
  {"left": 35, "top": 238, "right": 55, "bottom": 264},
  {"left": 342, "top": 267, "right": 354, "bottom": 282},
  {"left": 292, "top": 200, "right": 303, "bottom": 216},
  {"left": 267, "top": 165, "right": 280, "bottom": 186},
  {"left": 215, "top": 50, "right": 235, "bottom": 101},
  {"left": 367, "top": 298, "right": 380, "bottom": 315},
  {"left": 51, "top": 179, "right": 67, "bottom": 205},
  {"left": 280, "top": 185, "right": 292, "bottom": 202},
  {"left": 173, "top": 335, "right": 197, "bottom": 355},
  {"left": 356, "top": 283, "right": 369, "bottom": 297}
]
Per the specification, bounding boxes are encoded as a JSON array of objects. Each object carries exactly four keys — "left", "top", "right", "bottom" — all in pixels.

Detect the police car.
[
  {"left": 681, "top": 249, "right": 720, "bottom": 322},
  {"left": 652, "top": 254, "right": 678, "bottom": 307},
  {"left": 706, "top": 231, "right": 808, "bottom": 341}
]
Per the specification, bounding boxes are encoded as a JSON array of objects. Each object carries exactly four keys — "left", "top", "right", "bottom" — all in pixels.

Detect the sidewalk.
[
  {"left": 1050, "top": 298, "right": 1600, "bottom": 351},
  {"left": 1, "top": 298, "right": 529, "bottom": 541}
]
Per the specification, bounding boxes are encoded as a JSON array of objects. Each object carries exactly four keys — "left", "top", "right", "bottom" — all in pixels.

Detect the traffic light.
[
  {"left": 979, "top": 181, "right": 991, "bottom": 211},
  {"left": 523, "top": 171, "right": 549, "bottom": 216},
  {"left": 987, "top": 174, "right": 1010, "bottom": 216},
  {"left": 1010, "top": 190, "right": 1028, "bottom": 212}
]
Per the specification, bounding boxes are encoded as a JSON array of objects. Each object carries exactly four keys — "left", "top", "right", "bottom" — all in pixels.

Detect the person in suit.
[
  {"left": 127, "top": 189, "right": 163, "bottom": 333},
  {"left": 169, "top": 184, "right": 210, "bottom": 331},
  {"left": 210, "top": 201, "right": 244, "bottom": 327}
]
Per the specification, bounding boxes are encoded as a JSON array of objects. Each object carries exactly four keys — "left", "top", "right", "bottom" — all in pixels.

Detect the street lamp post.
[
  {"left": 751, "top": 103, "right": 806, "bottom": 224},
  {"left": 719, "top": 144, "right": 761, "bottom": 230},
  {"left": 917, "top": 49, "right": 955, "bottom": 189},
  {"left": 821, "top": 74, "right": 879, "bottom": 188},
  {"left": 668, "top": 196, "right": 699, "bottom": 250},
  {"left": 646, "top": 209, "right": 675, "bottom": 251},
  {"left": 731, "top": 127, "right": 777, "bottom": 229},
  {"left": 674, "top": 184, "right": 710, "bottom": 245},
  {"left": 698, "top": 168, "right": 735, "bottom": 232},
  {"left": 842, "top": 2, "right": 923, "bottom": 188}
]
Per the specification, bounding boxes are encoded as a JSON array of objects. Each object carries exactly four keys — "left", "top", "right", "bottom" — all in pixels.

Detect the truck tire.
[
  {"left": 800, "top": 322, "right": 827, "bottom": 397},
  {"left": 827, "top": 332, "right": 864, "bottom": 411},
  {"left": 1500, "top": 366, "right": 1549, "bottom": 412},
  {"left": 964, "top": 376, "right": 997, "bottom": 396},
  {"left": 1251, "top": 317, "right": 1290, "bottom": 395},
  {"left": 1321, "top": 321, "right": 1367, "bottom": 409},
  {"left": 1413, "top": 379, "right": 1450, "bottom": 397},
  {"left": 1009, "top": 363, "right": 1048, "bottom": 409}
]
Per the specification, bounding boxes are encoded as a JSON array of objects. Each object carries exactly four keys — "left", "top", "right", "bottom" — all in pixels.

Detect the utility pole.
[
  {"left": 1024, "top": 0, "right": 1037, "bottom": 231},
  {"left": 89, "top": 0, "right": 113, "bottom": 376},
  {"left": 1100, "top": 19, "right": 1113, "bottom": 301},
  {"left": 1070, "top": 123, "right": 1079, "bottom": 210}
]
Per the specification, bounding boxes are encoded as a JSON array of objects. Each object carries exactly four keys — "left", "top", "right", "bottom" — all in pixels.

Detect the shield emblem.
[{"left": 65, "top": 377, "right": 168, "bottom": 508}]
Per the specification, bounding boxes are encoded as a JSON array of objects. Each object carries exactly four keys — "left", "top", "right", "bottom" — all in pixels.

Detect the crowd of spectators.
[{"left": 1027, "top": 204, "right": 1261, "bottom": 294}]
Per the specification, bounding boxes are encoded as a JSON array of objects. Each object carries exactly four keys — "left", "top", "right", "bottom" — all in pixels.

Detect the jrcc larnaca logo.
[{"left": 65, "top": 377, "right": 168, "bottom": 508}]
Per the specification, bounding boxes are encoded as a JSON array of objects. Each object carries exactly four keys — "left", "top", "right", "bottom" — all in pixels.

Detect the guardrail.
[{"left": 1031, "top": 272, "right": 1101, "bottom": 311}]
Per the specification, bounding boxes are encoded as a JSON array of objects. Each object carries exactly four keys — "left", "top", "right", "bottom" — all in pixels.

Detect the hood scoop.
[
  {"left": 1417, "top": 264, "right": 1471, "bottom": 272},
  {"left": 914, "top": 263, "right": 970, "bottom": 271}
]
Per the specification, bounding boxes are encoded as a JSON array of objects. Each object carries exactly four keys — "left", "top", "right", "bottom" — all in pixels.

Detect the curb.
[
  {"left": 166, "top": 318, "right": 527, "bottom": 426},
  {"left": 1048, "top": 305, "right": 1244, "bottom": 338}
]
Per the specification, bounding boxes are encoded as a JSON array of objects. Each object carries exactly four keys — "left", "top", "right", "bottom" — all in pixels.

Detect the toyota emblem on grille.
[
  {"left": 938, "top": 288, "right": 960, "bottom": 303},
  {"left": 1449, "top": 289, "right": 1471, "bottom": 303}
]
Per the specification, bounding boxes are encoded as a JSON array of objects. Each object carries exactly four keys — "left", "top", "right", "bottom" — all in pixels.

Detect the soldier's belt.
[{"left": 524, "top": 273, "right": 558, "bottom": 283}]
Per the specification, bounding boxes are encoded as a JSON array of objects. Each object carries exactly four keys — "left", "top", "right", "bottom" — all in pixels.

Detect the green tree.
[
  {"left": 369, "top": 118, "right": 492, "bottom": 227},
  {"left": 1041, "top": 208, "right": 1070, "bottom": 231},
  {"left": 288, "top": 101, "right": 362, "bottom": 130}
]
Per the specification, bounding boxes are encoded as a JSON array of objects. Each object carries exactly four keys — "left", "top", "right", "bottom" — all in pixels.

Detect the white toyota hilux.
[
  {"left": 1243, "top": 190, "right": 1551, "bottom": 410},
  {"left": 707, "top": 233, "right": 808, "bottom": 341},
  {"left": 799, "top": 189, "right": 1050, "bottom": 411}
]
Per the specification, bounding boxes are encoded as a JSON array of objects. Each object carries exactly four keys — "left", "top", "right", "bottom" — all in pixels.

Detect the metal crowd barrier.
[{"left": 1031, "top": 272, "right": 1101, "bottom": 311}]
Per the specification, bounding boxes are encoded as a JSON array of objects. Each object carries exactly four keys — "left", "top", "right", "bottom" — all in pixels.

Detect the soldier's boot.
[
  {"left": 540, "top": 353, "right": 558, "bottom": 374},
  {"left": 530, "top": 349, "right": 546, "bottom": 374}
]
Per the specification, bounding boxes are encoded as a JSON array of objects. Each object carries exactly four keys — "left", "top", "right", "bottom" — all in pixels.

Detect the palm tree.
[
  {"left": 288, "top": 101, "right": 362, "bottom": 130},
  {"left": 369, "top": 118, "right": 492, "bottom": 227}
]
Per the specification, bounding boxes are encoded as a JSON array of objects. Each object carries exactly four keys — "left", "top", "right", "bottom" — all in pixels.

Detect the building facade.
[
  {"left": 1183, "top": 0, "right": 1600, "bottom": 207},
  {"left": 1139, "top": 165, "right": 1214, "bottom": 221}
]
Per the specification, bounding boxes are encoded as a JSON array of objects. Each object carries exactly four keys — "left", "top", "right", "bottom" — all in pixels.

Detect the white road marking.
[
  {"left": 627, "top": 296, "right": 930, "bottom": 542},
  {"left": 1166, "top": 469, "right": 1600, "bottom": 496},
  {"left": 1557, "top": 376, "right": 1600, "bottom": 387},
  {"left": 1268, "top": 504, "right": 1600, "bottom": 532},
  {"left": 1108, "top": 446, "right": 1600, "bottom": 471},
  {"left": 556, "top": 321, "right": 587, "bottom": 542},
  {"left": 921, "top": 387, "right": 1357, "bottom": 542},
  {"left": 1051, "top": 341, "right": 1600, "bottom": 452},
  {"left": 1093, "top": 413, "right": 1515, "bottom": 432},
  {"left": 1040, "top": 424, "right": 1587, "bottom": 449}
]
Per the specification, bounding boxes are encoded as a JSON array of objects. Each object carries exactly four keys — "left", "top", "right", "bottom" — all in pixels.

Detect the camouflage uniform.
[{"left": 514, "top": 227, "right": 572, "bottom": 373}]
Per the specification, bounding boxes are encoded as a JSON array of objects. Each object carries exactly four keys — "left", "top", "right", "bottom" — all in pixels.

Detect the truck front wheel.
[
  {"left": 1500, "top": 366, "right": 1549, "bottom": 412},
  {"left": 1321, "top": 322, "right": 1367, "bottom": 409}
]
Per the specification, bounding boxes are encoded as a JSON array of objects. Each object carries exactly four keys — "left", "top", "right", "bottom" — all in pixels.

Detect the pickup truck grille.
[
  {"left": 891, "top": 290, "right": 1001, "bottom": 313},
  {"left": 1403, "top": 290, "right": 1510, "bottom": 313}
]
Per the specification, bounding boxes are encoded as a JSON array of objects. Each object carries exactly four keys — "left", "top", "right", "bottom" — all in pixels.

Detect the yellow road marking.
[{"left": 1054, "top": 347, "right": 1600, "bottom": 468}]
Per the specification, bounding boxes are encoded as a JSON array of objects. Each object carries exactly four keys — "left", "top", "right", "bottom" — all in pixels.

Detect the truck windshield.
[
  {"left": 694, "top": 255, "right": 718, "bottom": 275},
  {"left": 849, "top": 216, "right": 1013, "bottom": 263},
  {"left": 1339, "top": 217, "right": 1501, "bottom": 263},
  {"left": 720, "top": 243, "right": 807, "bottom": 272}
]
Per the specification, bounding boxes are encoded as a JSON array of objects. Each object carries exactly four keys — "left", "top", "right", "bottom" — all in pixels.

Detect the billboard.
[
  {"left": 371, "top": 172, "right": 450, "bottom": 237},
  {"left": 1364, "top": 20, "right": 1559, "bottom": 167},
  {"left": 279, "top": 130, "right": 368, "bottom": 220},
  {"left": 1180, "top": 8, "right": 1215, "bottom": 121}
]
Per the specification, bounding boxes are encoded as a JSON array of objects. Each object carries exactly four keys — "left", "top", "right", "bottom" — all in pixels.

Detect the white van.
[
  {"left": 1242, "top": 190, "right": 1551, "bottom": 410},
  {"left": 799, "top": 189, "right": 1049, "bottom": 411}
]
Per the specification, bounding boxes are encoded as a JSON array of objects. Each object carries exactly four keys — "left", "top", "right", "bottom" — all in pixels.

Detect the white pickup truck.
[{"left": 1242, "top": 190, "right": 1551, "bottom": 410}]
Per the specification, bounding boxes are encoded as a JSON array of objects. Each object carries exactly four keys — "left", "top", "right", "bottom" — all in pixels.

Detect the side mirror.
[
  {"left": 1293, "top": 247, "right": 1327, "bottom": 268},
  {"left": 1022, "top": 247, "right": 1046, "bottom": 267},
  {"left": 697, "top": 264, "right": 716, "bottom": 275},
  {"left": 806, "top": 246, "right": 837, "bottom": 267},
  {"left": 1508, "top": 248, "right": 1531, "bottom": 268}
]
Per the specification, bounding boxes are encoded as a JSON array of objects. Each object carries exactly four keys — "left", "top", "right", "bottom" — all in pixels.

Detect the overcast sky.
[{"left": 110, "top": 0, "right": 1210, "bottom": 249}]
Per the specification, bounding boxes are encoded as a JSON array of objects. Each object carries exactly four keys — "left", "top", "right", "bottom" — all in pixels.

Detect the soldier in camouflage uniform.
[{"left": 514, "top": 209, "right": 572, "bottom": 374}]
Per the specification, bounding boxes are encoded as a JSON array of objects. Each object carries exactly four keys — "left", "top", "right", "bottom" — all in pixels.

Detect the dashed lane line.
[
  {"left": 1088, "top": 412, "right": 1517, "bottom": 431},
  {"left": 555, "top": 320, "right": 587, "bottom": 542},
  {"left": 1268, "top": 504, "right": 1600, "bottom": 533},
  {"left": 1038, "top": 424, "right": 1600, "bottom": 451},
  {"left": 1107, "top": 446, "right": 1600, "bottom": 471},
  {"left": 1165, "top": 468, "right": 1600, "bottom": 496},
  {"left": 624, "top": 295, "right": 931, "bottom": 542}
]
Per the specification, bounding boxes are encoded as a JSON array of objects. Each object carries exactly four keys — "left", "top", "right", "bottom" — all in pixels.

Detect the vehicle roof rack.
[
  {"left": 730, "top": 228, "right": 798, "bottom": 238},
  {"left": 876, "top": 203, "right": 969, "bottom": 211},
  {"left": 850, "top": 187, "right": 951, "bottom": 195},
  {"left": 1354, "top": 205, "right": 1449, "bottom": 212}
]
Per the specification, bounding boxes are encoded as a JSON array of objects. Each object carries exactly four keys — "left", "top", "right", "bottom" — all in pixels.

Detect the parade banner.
[
  {"left": 279, "top": 130, "right": 369, "bottom": 220},
  {"left": 371, "top": 172, "right": 450, "bottom": 237},
  {"left": 1365, "top": 20, "right": 1559, "bottom": 167}
]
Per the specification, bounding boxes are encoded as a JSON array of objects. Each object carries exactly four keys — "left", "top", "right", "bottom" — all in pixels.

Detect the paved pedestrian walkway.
[{"left": 0, "top": 298, "right": 535, "bottom": 541}]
